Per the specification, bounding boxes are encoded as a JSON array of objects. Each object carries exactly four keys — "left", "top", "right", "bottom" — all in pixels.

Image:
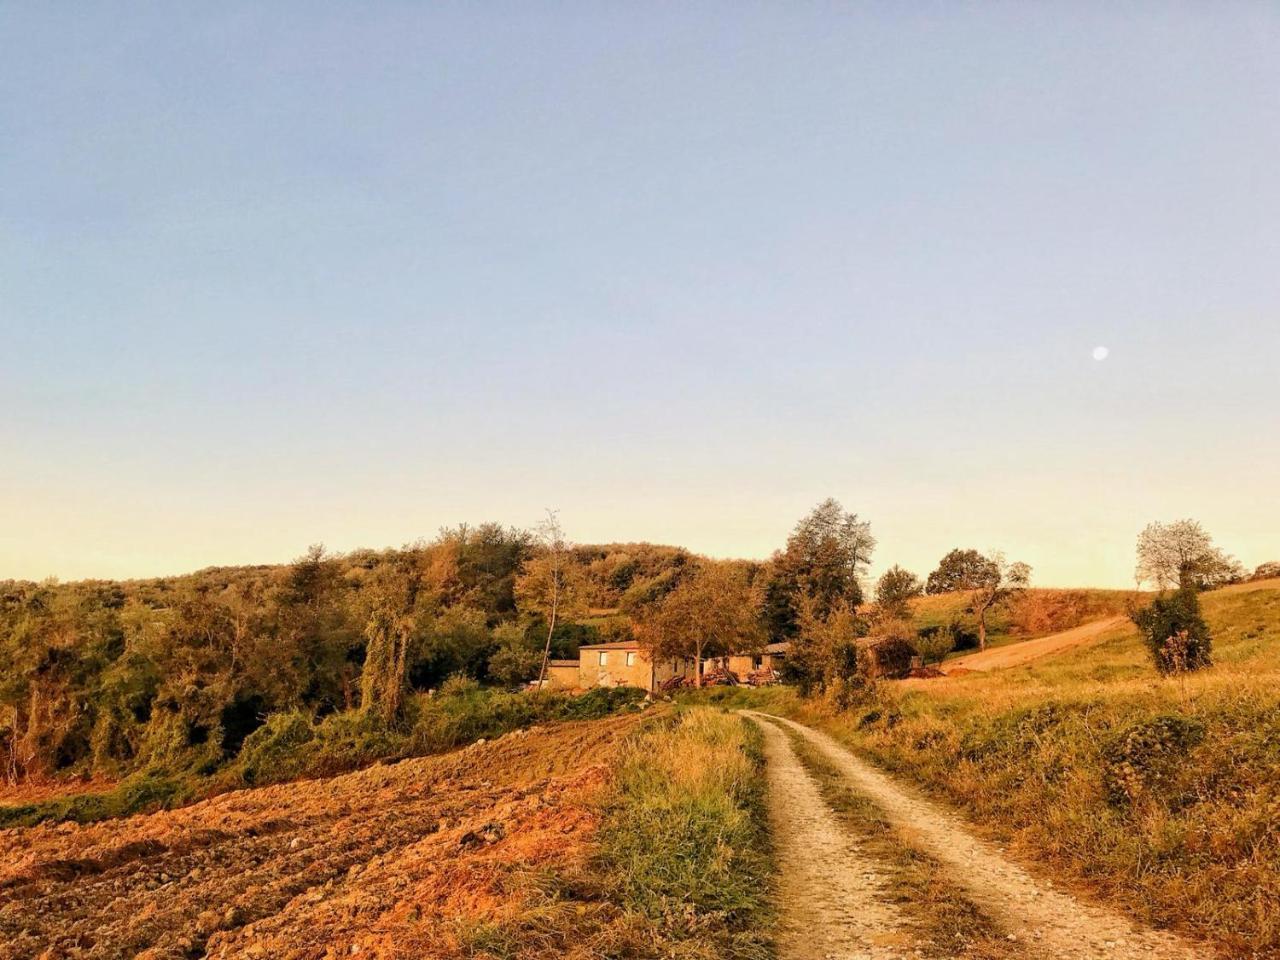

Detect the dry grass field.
[{"left": 707, "top": 579, "right": 1280, "bottom": 958}]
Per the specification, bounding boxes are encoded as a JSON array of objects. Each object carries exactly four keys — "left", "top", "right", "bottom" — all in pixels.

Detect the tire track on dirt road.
[
  {"left": 746, "top": 712, "right": 1205, "bottom": 960},
  {"left": 753, "top": 716, "right": 919, "bottom": 960}
]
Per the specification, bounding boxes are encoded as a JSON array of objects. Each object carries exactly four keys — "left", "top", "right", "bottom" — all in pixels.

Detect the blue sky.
[{"left": 2, "top": 3, "right": 1278, "bottom": 585}]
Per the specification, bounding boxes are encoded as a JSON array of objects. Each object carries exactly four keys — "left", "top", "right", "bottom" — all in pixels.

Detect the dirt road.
[
  {"left": 0, "top": 713, "right": 646, "bottom": 960},
  {"left": 944, "top": 615, "right": 1129, "bottom": 672},
  {"left": 745, "top": 711, "right": 1205, "bottom": 960},
  {"left": 755, "top": 717, "right": 917, "bottom": 959}
]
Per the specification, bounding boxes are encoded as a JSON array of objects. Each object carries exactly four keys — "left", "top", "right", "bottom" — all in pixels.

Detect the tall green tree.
[
  {"left": 764, "top": 499, "right": 875, "bottom": 638},
  {"left": 636, "top": 560, "right": 763, "bottom": 688},
  {"left": 875, "top": 565, "right": 922, "bottom": 621},
  {"left": 357, "top": 553, "right": 432, "bottom": 725},
  {"left": 924, "top": 549, "right": 997, "bottom": 595}
]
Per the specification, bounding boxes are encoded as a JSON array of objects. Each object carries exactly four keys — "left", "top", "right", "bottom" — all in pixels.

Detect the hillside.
[
  {"left": 725, "top": 578, "right": 1280, "bottom": 956},
  {"left": 907, "top": 586, "right": 1142, "bottom": 650},
  {"left": 0, "top": 533, "right": 695, "bottom": 792}
]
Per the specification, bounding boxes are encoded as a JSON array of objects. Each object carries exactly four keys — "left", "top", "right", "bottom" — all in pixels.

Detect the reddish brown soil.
[{"left": 0, "top": 714, "right": 646, "bottom": 960}]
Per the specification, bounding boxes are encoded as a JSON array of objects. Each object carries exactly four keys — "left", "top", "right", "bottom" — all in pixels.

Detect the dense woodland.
[
  {"left": 0, "top": 527, "right": 695, "bottom": 782},
  {"left": 0, "top": 497, "right": 883, "bottom": 783}
]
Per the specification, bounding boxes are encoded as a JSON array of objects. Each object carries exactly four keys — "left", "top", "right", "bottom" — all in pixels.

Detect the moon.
[{"left": 1092, "top": 346, "right": 1109, "bottom": 361}]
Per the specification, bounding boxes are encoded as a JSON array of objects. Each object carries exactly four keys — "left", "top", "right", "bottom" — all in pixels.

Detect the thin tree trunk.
[
  {"left": 536, "top": 569, "right": 560, "bottom": 688},
  {"left": 977, "top": 608, "right": 988, "bottom": 650},
  {"left": 5, "top": 706, "right": 17, "bottom": 785}
]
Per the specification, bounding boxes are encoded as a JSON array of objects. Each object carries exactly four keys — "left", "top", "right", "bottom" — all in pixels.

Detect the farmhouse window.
[
  {"left": 626, "top": 652, "right": 636, "bottom": 667},
  {"left": 598, "top": 652, "right": 608, "bottom": 666}
]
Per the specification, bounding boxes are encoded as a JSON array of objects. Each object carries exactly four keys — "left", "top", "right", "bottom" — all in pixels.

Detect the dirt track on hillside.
[
  {"left": 745, "top": 712, "right": 1205, "bottom": 960},
  {"left": 756, "top": 718, "right": 917, "bottom": 959},
  {"left": 944, "top": 579, "right": 1280, "bottom": 674},
  {"left": 943, "top": 615, "right": 1130, "bottom": 672},
  {"left": 0, "top": 714, "right": 646, "bottom": 960}
]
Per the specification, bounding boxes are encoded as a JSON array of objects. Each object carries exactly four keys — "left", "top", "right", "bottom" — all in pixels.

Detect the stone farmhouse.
[{"left": 541, "top": 639, "right": 789, "bottom": 691}]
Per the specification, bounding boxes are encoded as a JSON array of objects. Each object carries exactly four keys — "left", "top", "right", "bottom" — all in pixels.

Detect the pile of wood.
[
  {"left": 658, "top": 666, "right": 748, "bottom": 691},
  {"left": 700, "top": 665, "right": 739, "bottom": 686},
  {"left": 744, "top": 667, "right": 780, "bottom": 686},
  {"left": 906, "top": 663, "right": 946, "bottom": 679}
]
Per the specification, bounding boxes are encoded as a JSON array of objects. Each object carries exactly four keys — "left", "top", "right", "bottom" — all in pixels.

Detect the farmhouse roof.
[{"left": 576, "top": 640, "right": 641, "bottom": 651}]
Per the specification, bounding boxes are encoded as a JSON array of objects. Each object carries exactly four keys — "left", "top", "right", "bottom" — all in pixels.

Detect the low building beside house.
[
  {"left": 711, "top": 641, "right": 792, "bottom": 680},
  {"left": 543, "top": 660, "right": 580, "bottom": 690},
  {"left": 577, "top": 640, "right": 696, "bottom": 692}
]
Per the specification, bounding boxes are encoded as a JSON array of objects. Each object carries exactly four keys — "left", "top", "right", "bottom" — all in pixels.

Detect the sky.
[{"left": 2, "top": 3, "right": 1278, "bottom": 588}]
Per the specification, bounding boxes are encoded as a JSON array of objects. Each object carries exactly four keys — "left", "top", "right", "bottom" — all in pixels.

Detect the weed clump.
[
  {"left": 233, "top": 711, "right": 314, "bottom": 785},
  {"left": 1102, "top": 714, "right": 1205, "bottom": 808}
]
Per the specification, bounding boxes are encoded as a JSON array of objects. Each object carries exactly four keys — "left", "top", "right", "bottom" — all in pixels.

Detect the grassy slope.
[
  {"left": 706, "top": 580, "right": 1280, "bottom": 958},
  {"left": 910, "top": 586, "right": 1140, "bottom": 650}
]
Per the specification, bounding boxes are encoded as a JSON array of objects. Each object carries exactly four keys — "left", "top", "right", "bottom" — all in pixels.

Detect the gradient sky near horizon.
[{"left": 3, "top": 4, "right": 1278, "bottom": 588}]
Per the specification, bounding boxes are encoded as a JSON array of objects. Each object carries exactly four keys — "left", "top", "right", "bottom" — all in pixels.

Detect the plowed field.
[{"left": 0, "top": 714, "right": 647, "bottom": 960}]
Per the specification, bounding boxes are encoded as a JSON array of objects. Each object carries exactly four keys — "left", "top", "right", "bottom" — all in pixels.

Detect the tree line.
[
  {"left": 0, "top": 527, "right": 689, "bottom": 782},
  {"left": 3, "top": 505, "right": 1265, "bottom": 783}
]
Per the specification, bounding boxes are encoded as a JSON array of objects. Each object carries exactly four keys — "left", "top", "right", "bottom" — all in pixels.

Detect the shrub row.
[{"left": 0, "top": 684, "right": 646, "bottom": 828}]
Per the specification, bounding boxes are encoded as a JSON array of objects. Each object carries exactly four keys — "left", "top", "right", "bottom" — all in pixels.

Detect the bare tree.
[
  {"left": 518, "top": 510, "right": 578, "bottom": 689},
  {"left": 971, "top": 552, "right": 1031, "bottom": 650}
]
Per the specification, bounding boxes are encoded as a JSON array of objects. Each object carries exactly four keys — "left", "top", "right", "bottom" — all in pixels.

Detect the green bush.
[
  {"left": 914, "top": 624, "right": 956, "bottom": 664},
  {"left": 1132, "top": 587, "right": 1213, "bottom": 674},
  {"left": 232, "top": 711, "right": 316, "bottom": 785},
  {"left": 555, "top": 686, "right": 645, "bottom": 720},
  {"left": 411, "top": 689, "right": 533, "bottom": 753},
  {"left": 304, "top": 710, "right": 408, "bottom": 777}
]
